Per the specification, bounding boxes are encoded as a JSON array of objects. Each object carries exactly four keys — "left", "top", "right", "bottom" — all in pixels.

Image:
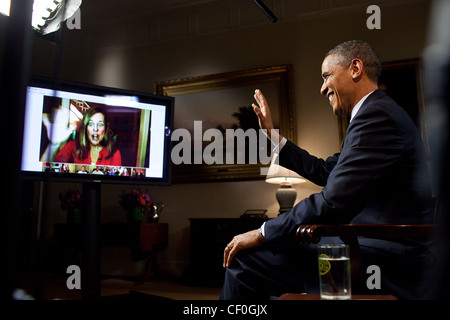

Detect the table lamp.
[{"left": 265, "top": 154, "right": 305, "bottom": 215}]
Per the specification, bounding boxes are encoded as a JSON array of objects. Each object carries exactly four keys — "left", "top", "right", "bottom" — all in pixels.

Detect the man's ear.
[{"left": 350, "top": 58, "right": 364, "bottom": 81}]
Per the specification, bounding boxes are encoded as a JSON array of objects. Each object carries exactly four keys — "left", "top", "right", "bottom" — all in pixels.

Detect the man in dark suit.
[{"left": 220, "top": 40, "right": 436, "bottom": 300}]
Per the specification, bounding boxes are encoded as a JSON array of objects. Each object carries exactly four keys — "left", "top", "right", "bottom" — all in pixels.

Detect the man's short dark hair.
[{"left": 325, "top": 40, "right": 382, "bottom": 83}]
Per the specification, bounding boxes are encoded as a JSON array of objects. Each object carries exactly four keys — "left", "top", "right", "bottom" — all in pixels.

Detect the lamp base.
[
  {"left": 276, "top": 183, "right": 297, "bottom": 215},
  {"left": 278, "top": 208, "right": 292, "bottom": 215}
]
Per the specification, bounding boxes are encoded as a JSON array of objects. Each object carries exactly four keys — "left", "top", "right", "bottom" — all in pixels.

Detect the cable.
[{"left": 253, "top": 0, "right": 278, "bottom": 23}]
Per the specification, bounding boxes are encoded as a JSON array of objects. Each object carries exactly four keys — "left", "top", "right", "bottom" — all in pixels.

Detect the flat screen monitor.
[{"left": 20, "top": 78, "right": 174, "bottom": 185}]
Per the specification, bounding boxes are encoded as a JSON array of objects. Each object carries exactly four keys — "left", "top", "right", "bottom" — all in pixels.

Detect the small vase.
[
  {"left": 67, "top": 208, "right": 82, "bottom": 224},
  {"left": 128, "top": 207, "right": 145, "bottom": 223}
]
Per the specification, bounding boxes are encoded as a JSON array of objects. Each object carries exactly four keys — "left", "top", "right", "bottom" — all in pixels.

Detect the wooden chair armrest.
[{"left": 296, "top": 224, "right": 436, "bottom": 244}]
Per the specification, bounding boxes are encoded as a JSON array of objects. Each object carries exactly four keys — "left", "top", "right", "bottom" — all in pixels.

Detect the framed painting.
[
  {"left": 337, "top": 58, "right": 429, "bottom": 155},
  {"left": 154, "top": 65, "right": 296, "bottom": 183}
]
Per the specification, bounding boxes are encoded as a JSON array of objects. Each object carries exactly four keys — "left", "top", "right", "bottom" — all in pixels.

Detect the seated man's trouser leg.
[{"left": 220, "top": 242, "right": 321, "bottom": 300}]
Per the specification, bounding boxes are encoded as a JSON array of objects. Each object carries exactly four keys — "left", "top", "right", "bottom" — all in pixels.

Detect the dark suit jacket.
[{"left": 264, "top": 89, "right": 433, "bottom": 246}]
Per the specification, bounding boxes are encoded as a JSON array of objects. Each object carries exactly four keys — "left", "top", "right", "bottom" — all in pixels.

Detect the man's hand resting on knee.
[{"left": 223, "top": 229, "right": 265, "bottom": 268}]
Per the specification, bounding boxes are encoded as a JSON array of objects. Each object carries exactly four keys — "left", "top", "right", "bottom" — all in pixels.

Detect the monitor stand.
[
  {"left": 81, "top": 182, "right": 101, "bottom": 300},
  {"left": 80, "top": 182, "right": 163, "bottom": 301}
]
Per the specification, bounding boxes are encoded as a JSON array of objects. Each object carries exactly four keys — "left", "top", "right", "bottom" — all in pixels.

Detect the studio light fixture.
[
  {"left": 32, "top": 0, "right": 82, "bottom": 35},
  {"left": 0, "top": 0, "right": 10, "bottom": 16},
  {"left": 0, "top": 0, "right": 11, "bottom": 16},
  {"left": 0, "top": 0, "right": 81, "bottom": 34}
]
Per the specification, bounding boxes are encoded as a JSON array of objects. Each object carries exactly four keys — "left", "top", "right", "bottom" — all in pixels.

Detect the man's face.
[{"left": 320, "top": 54, "right": 354, "bottom": 116}]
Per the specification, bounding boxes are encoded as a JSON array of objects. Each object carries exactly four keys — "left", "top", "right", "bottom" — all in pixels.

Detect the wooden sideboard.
[{"left": 184, "top": 217, "right": 267, "bottom": 287}]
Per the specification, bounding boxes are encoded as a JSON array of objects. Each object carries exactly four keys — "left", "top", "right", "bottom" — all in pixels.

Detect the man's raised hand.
[{"left": 252, "top": 89, "right": 282, "bottom": 143}]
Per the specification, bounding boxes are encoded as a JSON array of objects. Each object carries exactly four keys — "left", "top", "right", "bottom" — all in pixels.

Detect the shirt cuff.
[
  {"left": 272, "top": 137, "right": 287, "bottom": 154},
  {"left": 260, "top": 221, "right": 266, "bottom": 238}
]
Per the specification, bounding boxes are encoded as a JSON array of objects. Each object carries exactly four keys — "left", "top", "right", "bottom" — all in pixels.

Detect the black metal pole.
[
  {"left": 0, "top": 0, "right": 34, "bottom": 300},
  {"left": 424, "top": 0, "right": 450, "bottom": 299},
  {"left": 81, "top": 182, "right": 101, "bottom": 300}
]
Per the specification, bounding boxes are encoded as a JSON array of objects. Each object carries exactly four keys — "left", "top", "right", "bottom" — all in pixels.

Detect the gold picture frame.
[
  {"left": 337, "top": 58, "right": 428, "bottom": 155},
  {"left": 154, "top": 65, "right": 296, "bottom": 183}
]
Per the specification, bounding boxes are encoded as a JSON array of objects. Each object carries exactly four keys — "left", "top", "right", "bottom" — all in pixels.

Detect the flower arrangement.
[
  {"left": 59, "top": 189, "right": 82, "bottom": 223},
  {"left": 59, "top": 189, "right": 82, "bottom": 211},
  {"left": 119, "top": 189, "right": 156, "bottom": 222},
  {"left": 119, "top": 189, "right": 153, "bottom": 210}
]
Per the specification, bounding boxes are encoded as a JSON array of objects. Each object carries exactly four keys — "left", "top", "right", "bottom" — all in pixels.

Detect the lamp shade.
[{"left": 265, "top": 154, "right": 305, "bottom": 185}]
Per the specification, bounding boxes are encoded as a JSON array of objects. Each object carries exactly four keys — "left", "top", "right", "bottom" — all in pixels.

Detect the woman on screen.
[{"left": 54, "top": 107, "right": 122, "bottom": 166}]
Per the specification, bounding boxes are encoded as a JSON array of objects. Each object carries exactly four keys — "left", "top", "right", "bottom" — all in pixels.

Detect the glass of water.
[{"left": 318, "top": 244, "right": 351, "bottom": 300}]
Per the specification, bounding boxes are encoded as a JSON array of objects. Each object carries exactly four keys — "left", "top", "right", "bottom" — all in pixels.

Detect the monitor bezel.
[{"left": 20, "top": 77, "right": 174, "bottom": 185}]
